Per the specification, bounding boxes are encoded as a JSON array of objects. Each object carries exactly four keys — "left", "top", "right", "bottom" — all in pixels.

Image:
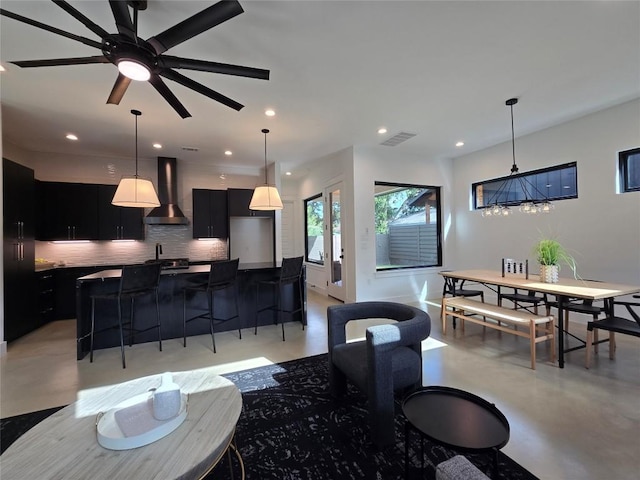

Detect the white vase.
[{"left": 540, "top": 264, "right": 559, "bottom": 283}]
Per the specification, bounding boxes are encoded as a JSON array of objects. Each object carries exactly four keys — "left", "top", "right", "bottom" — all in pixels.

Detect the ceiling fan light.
[
  {"left": 118, "top": 59, "right": 151, "bottom": 81},
  {"left": 249, "top": 185, "right": 283, "bottom": 210},
  {"left": 112, "top": 176, "right": 160, "bottom": 208}
]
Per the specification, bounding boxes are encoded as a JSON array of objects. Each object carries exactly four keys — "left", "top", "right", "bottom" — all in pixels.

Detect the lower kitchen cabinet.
[
  {"left": 55, "top": 267, "right": 103, "bottom": 320},
  {"left": 36, "top": 270, "right": 56, "bottom": 325}
]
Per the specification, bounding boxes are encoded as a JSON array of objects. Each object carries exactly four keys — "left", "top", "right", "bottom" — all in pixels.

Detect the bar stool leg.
[
  {"left": 129, "top": 297, "right": 135, "bottom": 346},
  {"left": 208, "top": 290, "right": 217, "bottom": 353},
  {"left": 117, "top": 297, "right": 126, "bottom": 369},
  {"left": 155, "top": 289, "right": 162, "bottom": 351},
  {"left": 254, "top": 284, "right": 259, "bottom": 335},
  {"left": 234, "top": 283, "right": 242, "bottom": 339},
  {"left": 183, "top": 289, "right": 188, "bottom": 347},
  {"left": 90, "top": 298, "right": 96, "bottom": 363}
]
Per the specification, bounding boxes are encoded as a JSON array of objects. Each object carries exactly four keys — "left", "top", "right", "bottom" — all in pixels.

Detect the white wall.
[
  {"left": 451, "top": 98, "right": 640, "bottom": 285},
  {"left": 352, "top": 146, "right": 453, "bottom": 302}
]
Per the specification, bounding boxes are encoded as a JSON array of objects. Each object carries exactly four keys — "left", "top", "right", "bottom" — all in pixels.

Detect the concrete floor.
[{"left": 1, "top": 290, "right": 639, "bottom": 479}]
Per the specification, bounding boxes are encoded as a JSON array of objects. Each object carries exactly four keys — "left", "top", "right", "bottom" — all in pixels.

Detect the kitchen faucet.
[{"left": 155, "top": 243, "right": 163, "bottom": 261}]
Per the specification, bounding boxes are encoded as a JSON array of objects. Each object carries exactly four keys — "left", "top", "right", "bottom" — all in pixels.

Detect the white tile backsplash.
[{"left": 35, "top": 227, "right": 228, "bottom": 267}]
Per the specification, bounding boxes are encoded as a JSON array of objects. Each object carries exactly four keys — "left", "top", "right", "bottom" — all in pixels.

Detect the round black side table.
[{"left": 402, "top": 386, "right": 510, "bottom": 479}]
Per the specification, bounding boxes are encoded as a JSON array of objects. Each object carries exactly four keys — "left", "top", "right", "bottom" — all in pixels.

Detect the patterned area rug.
[{"left": 1, "top": 354, "right": 538, "bottom": 480}]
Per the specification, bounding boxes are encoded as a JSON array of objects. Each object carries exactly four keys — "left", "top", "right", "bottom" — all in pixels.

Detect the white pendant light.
[
  {"left": 112, "top": 109, "right": 160, "bottom": 208},
  {"left": 249, "top": 128, "right": 283, "bottom": 211}
]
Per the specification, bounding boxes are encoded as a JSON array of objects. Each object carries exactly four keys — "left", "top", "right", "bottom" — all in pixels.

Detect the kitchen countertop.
[{"left": 77, "top": 261, "right": 281, "bottom": 281}]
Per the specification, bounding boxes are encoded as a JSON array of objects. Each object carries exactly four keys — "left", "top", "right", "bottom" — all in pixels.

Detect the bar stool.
[
  {"left": 255, "top": 256, "right": 304, "bottom": 341},
  {"left": 183, "top": 258, "right": 241, "bottom": 353},
  {"left": 90, "top": 262, "right": 162, "bottom": 369}
]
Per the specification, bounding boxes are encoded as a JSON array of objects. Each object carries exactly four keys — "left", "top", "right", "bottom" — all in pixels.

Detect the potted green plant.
[{"left": 533, "top": 238, "right": 576, "bottom": 283}]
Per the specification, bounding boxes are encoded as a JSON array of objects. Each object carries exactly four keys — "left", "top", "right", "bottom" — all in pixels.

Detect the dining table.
[{"left": 439, "top": 270, "right": 640, "bottom": 368}]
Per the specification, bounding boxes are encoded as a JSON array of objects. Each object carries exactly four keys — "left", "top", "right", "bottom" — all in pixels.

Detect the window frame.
[
  {"left": 374, "top": 181, "right": 443, "bottom": 272},
  {"left": 619, "top": 147, "right": 640, "bottom": 193},
  {"left": 472, "top": 161, "right": 578, "bottom": 210},
  {"left": 304, "top": 193, "right": 324, "bottom": 265}
]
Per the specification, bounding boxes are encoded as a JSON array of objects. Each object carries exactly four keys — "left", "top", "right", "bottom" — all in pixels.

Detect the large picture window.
[
  {"left": 472, "top": 162, "right": 578, "bottom": 210},
  {"left": 619, "top": 147, "right": 640, "bottom": 193},
  {"left": 304, "top": 194, "right": 324, "bottom": 264},
  {"left": 374, "top": 182, "right": 442, "bottom": 271}
]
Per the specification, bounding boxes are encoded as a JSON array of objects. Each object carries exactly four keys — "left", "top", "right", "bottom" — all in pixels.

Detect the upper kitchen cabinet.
[
  {"left": 37, "top": 181, "right": 99, "bottom": 240},
  {"left": 98, "top": 184, "right": 145, "bottom": 240},
  {"left": 3, "top": 158, "right": 36, "bottom": 341},
  {"left": 192, "top": 189, "right": 228, "bottom": 238},
  {"left": 227, "top": 188, "right": 274, "bottom": 218}
]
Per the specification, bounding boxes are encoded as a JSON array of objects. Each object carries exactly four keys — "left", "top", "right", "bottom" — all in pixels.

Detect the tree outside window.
[{"left": 305, "top": 194, "right": 324, "bottom": 264}]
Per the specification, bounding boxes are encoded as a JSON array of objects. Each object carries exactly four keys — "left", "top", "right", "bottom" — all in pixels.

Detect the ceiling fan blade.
[
  {"left": 147, "top": 0, "right": 244, "bottom": 55},
  {"left": 0, "top": 8, "right": 102, "bottom": 49},
  {"left": 160, "top": 69, "right": 243, "bottom": 111},
  {"left": 109, "top": 0, "right": 136, "bottom": 42},
  {"left": 148, "top": 75, "right": 192, "bottom": 119},
  {"left": 106, "top": 73, "right": 132, "bottom": 105},
  {"left": 52, "top": 0, "right": 110, "bottom": 39},
  {"left": 11, "top": 56, "right": 110, "bottom": 68},
  {"left": 158, "top": 55, "right": 270, "bottom": 80}
]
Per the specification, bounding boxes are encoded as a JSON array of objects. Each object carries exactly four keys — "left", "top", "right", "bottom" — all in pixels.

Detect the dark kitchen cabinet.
[
  {"left": 192, "top": 189, "right": 228, "bottom": 238},
  {"left": 36, "top": 270, "right": 56, "bottom": 325},
  {"left": 98, "top": 184, "right": 145, "bottom": 240},
  {"left": 56, "top": 266, "right": 102, "bottom": 320},
  {"left": 227, "top": 188, "right": 275, "bottom": 218},
  {"left": 37, "top": 182, "right": 99, "bottom": 240},
  {"left": 3, "top": 158, "right": 37, "bottom": 341}
]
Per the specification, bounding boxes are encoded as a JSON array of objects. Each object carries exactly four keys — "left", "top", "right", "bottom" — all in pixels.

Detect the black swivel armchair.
[{"left": 328, "top": 302, "right": 431, "bottom": 448}]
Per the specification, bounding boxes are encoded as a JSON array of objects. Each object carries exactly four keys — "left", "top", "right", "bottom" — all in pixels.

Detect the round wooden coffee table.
[
  {"left": 1, "top": 369, "right": 243, "bottom": 479},
  {"left": 402, "top": 386, "right": 510, "bottom": 478}
]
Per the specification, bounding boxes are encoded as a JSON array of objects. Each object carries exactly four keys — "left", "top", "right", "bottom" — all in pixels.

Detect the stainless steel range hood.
[{"left": 144, "top": 157, "right": 189, "bottom": 225}]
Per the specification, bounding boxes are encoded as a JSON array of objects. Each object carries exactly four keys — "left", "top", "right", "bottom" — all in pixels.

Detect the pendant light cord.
[
  {"left": 132, "top": 109, "right": 141, "bottom": 178},
  {"left": 262, "top": 128, "right": 269, "bottom": 185},
  {"left": 506, "top": 98, "right": 519, "bottom": 174}
]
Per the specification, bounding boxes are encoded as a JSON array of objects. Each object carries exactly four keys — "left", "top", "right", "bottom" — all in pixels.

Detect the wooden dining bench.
[{"left": 441, "top": 296, "right": 556, "bottom": 369}]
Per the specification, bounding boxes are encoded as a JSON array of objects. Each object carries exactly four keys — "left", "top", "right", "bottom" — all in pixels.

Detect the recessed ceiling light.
[
  {"left": 0, "top": 64, "right": 5, "bottom": 72},
  {"left": 224, "top": 150, "right": 232, "bottom": 156},
  {"left": 378, "top": 127, "right": 387, "bottom": 134},
  {"left": 220, "top": 173, "right": 226, "bottom": 180},
  {"left": 285, "top": 171, "right": 292, "bottom": 176},
  {"left": 66, "top": 134, "right": 78, "bottom": 141},
  {"left": 265, "top": 109, "right": 275, "bottom": 117},
  {"left": 153, "top": 143, "right": 162, "bottom": 149},
  {"left": 455, "top": 141, "right": 464, "bottom": 147}
]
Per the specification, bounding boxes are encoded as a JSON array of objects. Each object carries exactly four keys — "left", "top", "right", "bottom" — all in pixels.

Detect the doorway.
[{"left": 326, "top": 182, "right": 345, "bottom": 301}]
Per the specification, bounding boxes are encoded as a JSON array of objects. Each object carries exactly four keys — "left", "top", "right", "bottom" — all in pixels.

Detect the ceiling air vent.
[
  {"left": 181, "top": 146, "right": 199, "bottom": 152},
  {"left": 380, "top": 131, "right": 417, "bottom": 147}
]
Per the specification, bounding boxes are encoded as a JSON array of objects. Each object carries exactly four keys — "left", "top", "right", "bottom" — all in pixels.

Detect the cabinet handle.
[
  {"left": 68, "top": 226, "right": 71, "bottom": 240},
  {"left": 73, "top": 226, "right": 76, "bottom": 239},
  {"left": 19, "top": 242, "right": 24, "bottom": 261}
]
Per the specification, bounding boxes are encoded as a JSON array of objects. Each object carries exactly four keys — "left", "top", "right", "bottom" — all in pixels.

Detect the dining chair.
[
  {"left": 255, "top": 256, "right": 304, "bottom": 341},
  {"left": 90, "top": 262, "right": 162, "bottom": 368},
  {"left": 183, "top": 258, "right": 241, "bottom": 353},
  {"left": 441, "top": 272, "right": 484, "bottom": 329},
  {"left": 498, "top": 288, "right": 546, "bottom": 314},
  {"left": 585, "top": 299, "right": 640, "bottom": 368}
]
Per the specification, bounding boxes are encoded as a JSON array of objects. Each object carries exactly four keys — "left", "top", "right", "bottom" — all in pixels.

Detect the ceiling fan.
[{"left": 0, "top": 0, "right": 270, "bottom": 118}]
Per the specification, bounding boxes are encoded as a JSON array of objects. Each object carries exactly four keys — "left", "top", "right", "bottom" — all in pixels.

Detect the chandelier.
[{"left": 481, "top": 98, "right": 553, "bottom": 217}]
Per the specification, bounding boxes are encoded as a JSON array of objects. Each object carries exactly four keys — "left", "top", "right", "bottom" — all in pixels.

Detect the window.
[
  {"left": 472, "top": 162, "right": 578, "bottom": 210},
  {"left": 374, "top": 182, "right": 442, "bottom": 271},
  {"left": 619, "top": 147, "right": 640, "bottom": 192},
  {"left": 304, "top": 194, "right": 324, "bottom": 264}
]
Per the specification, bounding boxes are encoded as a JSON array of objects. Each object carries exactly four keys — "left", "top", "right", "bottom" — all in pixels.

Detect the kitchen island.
[{"left": 76, "top": 262, "right": 306, "bottom": 360}]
